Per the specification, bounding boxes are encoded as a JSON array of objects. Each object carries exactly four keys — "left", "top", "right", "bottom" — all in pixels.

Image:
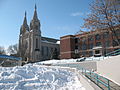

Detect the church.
[{"left": 19, "top": 5, "right": 60, "bottom": 63}]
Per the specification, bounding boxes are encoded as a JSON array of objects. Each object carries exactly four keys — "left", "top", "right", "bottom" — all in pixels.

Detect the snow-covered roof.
[
  {"left": 56, "top": 41, "right": 60, "bottom": 44},
  {"left": 41, "top": 37, "right": 60, "bottom": 45},
  {"left": 41, "top": 40, "right": 60, "bottom": 45}
]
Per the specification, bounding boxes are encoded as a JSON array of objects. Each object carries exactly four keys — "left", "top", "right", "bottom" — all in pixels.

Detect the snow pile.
[{"left": 0, "top": 64, "right": 85, "bottom": 90}]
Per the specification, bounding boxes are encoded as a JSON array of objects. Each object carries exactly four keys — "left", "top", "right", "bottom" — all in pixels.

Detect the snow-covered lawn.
[
  {"left": 0, "top": 63, "right": 85, "bottom": 90},
  {"left": 38, "top": 56, "right": 109, "bottom": 65},
  {"left": 39, "top": 59, "right": 77, "bottom": 65}
]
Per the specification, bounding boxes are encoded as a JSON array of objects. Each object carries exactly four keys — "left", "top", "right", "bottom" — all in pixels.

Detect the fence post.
[
  {"left": 82, "top": 68, "right": 83, "bottom": 74},
  {"left": 96, "top": 74, "right": 99, "bottom": 85},
  {"left": 103, "top": 56, "right": 104, "bottom": 60},
  {"left": 85, "top": 69, "right": 86, "bottom": 75},
  {"left": 92, "top": 57, "right": 93, "bottom": 61},
  {"left": 108, "top": 79, "right": 110, "bottom": 90},
  {"left": 90, "top": 71, "right": 91, "bottom": 79}
]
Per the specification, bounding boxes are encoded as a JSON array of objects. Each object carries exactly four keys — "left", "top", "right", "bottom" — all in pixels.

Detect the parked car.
[{"left": 76, "top": 57, "right": 86, "bottom": 62}]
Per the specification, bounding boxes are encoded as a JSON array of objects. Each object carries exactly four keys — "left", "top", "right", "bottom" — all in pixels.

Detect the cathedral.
[{"left": 19, "top": 5, "right": 60, "bottom": 63}]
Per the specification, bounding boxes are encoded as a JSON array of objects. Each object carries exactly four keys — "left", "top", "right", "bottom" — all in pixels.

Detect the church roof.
[{"left": 41, "top": 37, "right": 59, "bottom": 44}]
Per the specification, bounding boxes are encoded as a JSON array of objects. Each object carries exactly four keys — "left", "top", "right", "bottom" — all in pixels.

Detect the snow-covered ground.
[
  {"left": 0, "top": 56, "right": 112, "bottom": 90},
  {"left": 39, "top": 56, "right": 109, "bottom": 65},
  {"left": 0, "top": 63, "right": 85, "bottom": 90},
  {"left": 39, "top": 59, "right": 77, "bottom": 65}
]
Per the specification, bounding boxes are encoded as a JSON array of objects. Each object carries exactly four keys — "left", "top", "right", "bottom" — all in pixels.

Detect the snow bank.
[{"left": 0, "top": 63, "right": 85, "bottom": 90}]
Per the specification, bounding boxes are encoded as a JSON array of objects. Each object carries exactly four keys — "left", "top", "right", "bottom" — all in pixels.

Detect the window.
[
  {"left": 75, "top": 38, "right": 79, "bottom": 43},
  {"left": 75, "top": 45, "right": 78, "bottom": 49},
  {"left": 95, "top": 34, "right": 101, "bottom": 40},
  {"left": 36, "top": 55, "right": 39, "bottom": 60},
  {"left": 95, "top": 50, "right": 100, "bottom": 54},
  {"left": 82, "top": 52, "right": 86, "bottom": 56},
  {"left": 51, "top": 48, "right": 53, "bottom": 53},
  {"left": 112, "top": 29, "right": 120, "bottom": 37},
  {"left": 116, "top": 29, "right": 120, "bottom": 36},
  {"left": 89, "top": 43, "right": 93, "bottom": 49},
  {"left": 88, "top": 36, "right": 94, "bottom": 41},
  {"left": 42, "top": 46, "right": 44, "bottom": 56},
  {"left": 82, "top": 43, "right": 87, "bottom": 50},
  {"left": 44, "top": 46, "right": 48, "bottom": 56},
  {"left": 46, "top": 47, "right": 49, "bottom": 56},
  {"left": 112, "top": 40, "right": 119, "bottom": 47},
  {"left": 35, "top": 38, "right": 40, "bottom": 51},
  {"left": 103, "top": 32, "right": 109, "bottom": 38},
  {"left": 82, "top": 38, "right": 86, "bottom": 43},
  {"left": 89, "top": 51, "right": 93, "bottom": 56},
  {"left": 36, "top": 38, "right": 38, "bottom": 48},
  {"left": 96, "top": 42, "right": 101, "bottom": 46},
  {"left": 81, "top": 37, "right": 87, "bottom": 43},
  {"left": 105, "top": 41, "right": 110, "bottom": 47}
]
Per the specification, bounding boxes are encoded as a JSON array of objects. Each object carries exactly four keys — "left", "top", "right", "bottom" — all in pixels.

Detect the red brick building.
[{"left": 60, "top": 28, "right": 120, "bottom": 59}]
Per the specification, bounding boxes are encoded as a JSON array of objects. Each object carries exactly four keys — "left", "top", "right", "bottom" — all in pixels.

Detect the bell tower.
[
  {"left": 29, "top": 5, "right": 41, "bottom": 62},
  {"left": 19, "top": 11, "right": 30, "bottom": 62}
]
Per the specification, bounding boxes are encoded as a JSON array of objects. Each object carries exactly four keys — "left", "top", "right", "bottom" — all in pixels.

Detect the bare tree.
[
  {"left": 83, "top": 0, "right": 120, "bottom": 46},
  {"left": 50, "top": 48, "right": 59, "bottom": 59},
  {"left": 0, "top": 46, "right": 6, "bottom": 55},
  {"left": 7, "top": 44, "right": 18, "bottom": 56}
]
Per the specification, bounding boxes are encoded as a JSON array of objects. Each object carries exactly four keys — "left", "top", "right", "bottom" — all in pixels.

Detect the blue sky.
[{"left": 0, "top": 0, "right": 93, "bottom": 48}]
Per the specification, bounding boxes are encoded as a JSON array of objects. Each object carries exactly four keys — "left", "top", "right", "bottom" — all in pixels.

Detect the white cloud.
[
  {"left": 71, "top": 12, "right": 83, "bottom": 16},
  {"left": 71, "top": 12, "right": 90, "bottom": 17},
  {"left": 55, "top": 26, "right": 79, "bottom": 31}
]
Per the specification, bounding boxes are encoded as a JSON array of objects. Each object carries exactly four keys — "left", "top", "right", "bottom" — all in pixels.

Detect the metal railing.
[
  {"left": 0, "top": 55, "right": 22, "bottom": 66},
  {"left": 81, "top": 67, "right": 111, "bottom": 90},
  {"left": 83, "top": 49, "right": 120, "bottom": 61},
  {"left": 55, "top": 63, "right": 120, "bottom": 90},
  {"left": 0, "top": 54, "right": 22, "bottom": 61},
  {"left": 54, "top": 49, "right": 120, "bottom": 89},
  {"left": 105, "top": 49, "right": 120, "bottom": 57}
]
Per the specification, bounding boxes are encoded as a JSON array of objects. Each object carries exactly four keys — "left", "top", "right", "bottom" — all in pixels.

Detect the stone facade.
[{"left": 19, "top": 5, "right": 59, "bottom": 63}]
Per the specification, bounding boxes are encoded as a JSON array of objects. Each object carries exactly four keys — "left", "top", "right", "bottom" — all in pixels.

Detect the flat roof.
[{"left": 60, "top": 35, "right": 74, "bottom": 39}]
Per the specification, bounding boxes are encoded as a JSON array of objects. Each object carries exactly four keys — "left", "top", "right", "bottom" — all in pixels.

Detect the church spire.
[
  {"left": 30, "top": 4, "right": 40, "bottom": 31},
  {"left": 33, "top": 4, "right": 38, "bottom": 20},
  {"left": 21, "top": 11, "right": 29, "bottom": 34},
  {"left": 23, "top": 11, "right": 28, "bottom": 26},
  {"left": 35, "top": 4, "right": 37, "bottom": 10}
]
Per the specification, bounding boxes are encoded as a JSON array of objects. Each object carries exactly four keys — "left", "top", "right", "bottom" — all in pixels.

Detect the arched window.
[{"left": 36, "top": 38, "right": 38, "bottom": 49}]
